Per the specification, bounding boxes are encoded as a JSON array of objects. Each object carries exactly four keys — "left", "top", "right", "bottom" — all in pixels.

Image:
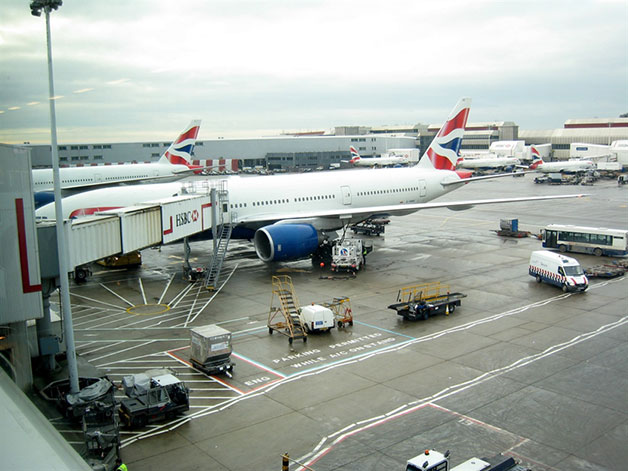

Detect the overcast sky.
[{"left": 1, "top": 0, "right": 626, "bottom": 144}]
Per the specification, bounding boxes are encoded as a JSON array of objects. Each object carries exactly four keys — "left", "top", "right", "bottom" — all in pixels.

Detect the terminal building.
[{"left": 26, "top": 117, "right": 628, "bottom": 170}]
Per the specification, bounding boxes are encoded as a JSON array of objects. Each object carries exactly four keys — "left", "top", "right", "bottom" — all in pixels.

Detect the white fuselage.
[
  {"left": 457, "top": 156, "right": 520, "bottom": 169},
  {"left": 534, "top": 160, "right": 594, "bottom": 173},
  {"left": 35, "top": 167, "right": 462, "bottom": 228},
  {"left": 32, "top": 162, "right": 191, "bottom": 192}
]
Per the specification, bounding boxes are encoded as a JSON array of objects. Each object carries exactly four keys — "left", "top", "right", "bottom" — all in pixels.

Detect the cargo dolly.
[
  {"left": 321, "top": 296, "right": 354, "bottom": 328},
  {"left": 388, "top": 282, "right": 466, "bottom": 321},
  {"left": 350, "top": 219, "right": 385, "bottom": 236}
]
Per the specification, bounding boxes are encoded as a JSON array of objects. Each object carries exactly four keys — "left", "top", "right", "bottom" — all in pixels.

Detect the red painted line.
[
  {"left": 15, "top": 198, "right": 41, "bottom": 293},
  {"left": 209, "top": 374, "right": 246, "bottom": 395}
]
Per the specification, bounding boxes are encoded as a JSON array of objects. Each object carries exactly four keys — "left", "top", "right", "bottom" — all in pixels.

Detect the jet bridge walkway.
[{"left": 36, "top": 180, "right": 231, "bottom": 280}]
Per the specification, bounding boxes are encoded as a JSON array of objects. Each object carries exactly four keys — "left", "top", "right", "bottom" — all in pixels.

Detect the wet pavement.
[{"left": 49, "top": 175, "right": 627, "bottom": 470}]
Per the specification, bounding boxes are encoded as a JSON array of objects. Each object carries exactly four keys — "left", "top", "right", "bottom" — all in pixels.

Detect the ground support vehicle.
[
  {"left": 190, "top": 324, "right": 235, "bottom": 376},
  {"left": 119, "top": 372, "right": 189, "bottom": 428},
  {"left": 40, "top": 377, "right": 115, "bottom": 420},
  {"left": 529, "top": 250, "right": 588, "bottom": 292},
  {"left": 388, "top": 282, "right": 466, "bottom": 321},
  {"left": 97, "top": 251, "right": 142, "bottom": 268},
  {"left": 406, "top": 449, "right": 530, "bottom": 471},
  {"left": 322, "top": 296, "right": 354, "bottom": 328},
  {"left": 350, "top": 220, "right": 385, "bottom": 236},
  {"left": 299, "top": 304, "right": 335, "bottom": 333},
  {"left": 82, "top": 400, "right": 120, "bottom": 470},
  {"left": 331, "top": 238, "right": 372, "bottom": 274},
  {"left": 495, "top": 218, "right": 530, "bottom": 238}
]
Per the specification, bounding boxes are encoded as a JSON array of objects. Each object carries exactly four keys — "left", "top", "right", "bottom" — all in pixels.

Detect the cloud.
[{"left": 0, "top": 0, "right": 626, "bottom": 144}]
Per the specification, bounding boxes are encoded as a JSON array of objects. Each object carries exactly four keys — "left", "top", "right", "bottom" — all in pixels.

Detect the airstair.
[
  {"left": 201, "top": 180, "right": 233, "bottom": 291},
  {"left": 268, "top": 275, "right": 307, "bottom": 344},
  {"left": 204, "top": 223, "right": 232, "bottom": 290}
]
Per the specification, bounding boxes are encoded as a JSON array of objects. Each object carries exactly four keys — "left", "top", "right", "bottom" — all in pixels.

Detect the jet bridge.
[{"left": 37, "top": 193, "right": 217, "bottom": 274}]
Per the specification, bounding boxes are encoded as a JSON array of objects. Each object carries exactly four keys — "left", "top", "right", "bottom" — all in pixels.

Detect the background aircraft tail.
[
  {"left": 349, "top": 146, "right": 361, "bottom": 164},
  {"left": 528, "top": 146, "right": 544, "bottom": 169},
  {"left": 159, "top": 120, "right": 201, "bottom": 166},
  {"left": 418, "top": 98, "right": 471, "bottom": 170}
]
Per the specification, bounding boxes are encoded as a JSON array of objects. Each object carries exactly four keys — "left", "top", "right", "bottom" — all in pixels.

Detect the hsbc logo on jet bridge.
[
  {"left": 175, "top": 209, "right": 199, "bottom": 227},
  {"left": 161, "top": 195, "right": 212, "bottom": 244}
]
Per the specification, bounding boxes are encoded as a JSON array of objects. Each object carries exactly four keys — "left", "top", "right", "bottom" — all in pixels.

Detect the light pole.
[{"left": 31, "top": 0, "right": 79, "bottom": 394}]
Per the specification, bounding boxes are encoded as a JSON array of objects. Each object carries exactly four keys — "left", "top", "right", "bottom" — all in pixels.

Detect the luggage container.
[{"left": 190, "top": 324, "right": 235, "bottom": 376}]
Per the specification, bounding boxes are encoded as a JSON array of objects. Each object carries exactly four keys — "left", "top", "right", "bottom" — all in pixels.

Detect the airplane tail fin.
[
  {"left": 528, "top": 146, "right": 544, "bottom": 169},
  {"left": 418, "top": 98, "right": 471, "bottom": 170},
  {"left": 349, "top": 146, "right": 361, "bottom": 164},
  {"left": 159, "top": 120, "right": 201, "bottom": 166}
]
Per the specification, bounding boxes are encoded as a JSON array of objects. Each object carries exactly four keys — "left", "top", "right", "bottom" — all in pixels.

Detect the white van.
[
  {"left": 299, "top": 304, "right": 335, "bottom": 332},
  {"left": 529, "top": 250, "right": 588, "bottom": 292}
]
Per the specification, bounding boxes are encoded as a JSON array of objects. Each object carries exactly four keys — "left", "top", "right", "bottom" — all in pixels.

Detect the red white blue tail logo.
[
  {"left": 349, "top": 146, "right": 361, "bottom": 164},
  {"left": 418, "top": 98, "right": 471, "bottom": 170},
  {"left": 528, "top": 146, "right": 544, "bottom": 169},
  {"left": 160, "top": 120, "right": 201, "bottom": 166}
]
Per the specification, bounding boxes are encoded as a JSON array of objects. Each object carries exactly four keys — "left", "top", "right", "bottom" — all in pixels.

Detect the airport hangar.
[{"left": 26, "top": 117, "right": 628, "bottom": 170}]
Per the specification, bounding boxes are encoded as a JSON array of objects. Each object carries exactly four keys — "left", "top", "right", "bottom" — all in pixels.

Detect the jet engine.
[
  {"left": 34, "top": 191, "right": 55, "bottom": 209},
  {"left": 253, "top": 223, "right": 321, "bottom": 262}
]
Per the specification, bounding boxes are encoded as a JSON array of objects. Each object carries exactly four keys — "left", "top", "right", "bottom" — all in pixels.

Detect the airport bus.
[{"left": 542, "top": 224, "right": 628, "bottom": 257}]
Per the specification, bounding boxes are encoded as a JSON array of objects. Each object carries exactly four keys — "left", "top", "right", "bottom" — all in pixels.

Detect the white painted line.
[
  {"left": 139, "top": 278, "right": 147, "bottom": 305},
  {"left": 185, "top": 264, "right": 238, "bottom": 326},
  {"left": 68, "top": 292, "right": 125, "bottom": 309},
  {"left": 158, "top": 274, "right": 175, "bottom": 305},
  {"left": 99, "top": 282, "right": 134, "bottom": 307},
  {"left": 80, "top": 340, "right": 125, "bottom": 356},
  {"left": 92, "top": 340, "right": 158, "bottom": 364}
]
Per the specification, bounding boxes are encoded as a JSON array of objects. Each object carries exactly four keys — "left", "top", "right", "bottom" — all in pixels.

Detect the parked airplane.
[
  {"left": 456, "top": 154, "right": 520, "bottom": 171},
  {"left": 36, "top": 98, "right": 585, "bottom": 263},
  {"left": 345, "top": 146, "right": 409, "bottom": 167},
  {"left": 528, "top": 146, "right": 595, "bottom": 173},
  {"left": 32, "top": 120, "right": 202, "bottom": 208}
]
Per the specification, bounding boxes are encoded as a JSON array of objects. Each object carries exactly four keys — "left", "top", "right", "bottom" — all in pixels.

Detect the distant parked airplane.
[
  {"left": 528, "top": 146, "right": 594, "bottom": 173},
  {"left": 344, "top": 146, "right": 409, "bottom": 167},
  {"left": 32, "top": 120, "right": 201, "bottom": 207},
  {"left": 456, "top": 155, "right": 520, "bottom": 171}
]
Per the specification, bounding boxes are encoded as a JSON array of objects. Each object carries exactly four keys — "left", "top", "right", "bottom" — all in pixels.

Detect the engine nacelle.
[
  {"left": 34, "top": 191, "right": 55, "bottom": 209},
  {"left": 254, "top": 224, "right": 320, "bottom": 262}
]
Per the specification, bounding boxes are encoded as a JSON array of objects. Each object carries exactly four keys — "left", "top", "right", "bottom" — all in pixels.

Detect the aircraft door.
[
  {"left": 418, "top": 180, "right": 427, "bottom": 198},
  {"left": 340, "top": 186, "right": 352, "bottom": 205},
  {"left": 93, "top": 173, "right": 102, "bottom": 184}
]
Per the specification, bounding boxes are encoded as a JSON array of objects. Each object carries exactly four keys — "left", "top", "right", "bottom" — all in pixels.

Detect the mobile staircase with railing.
[{"left": 267, "top": 275, "right": 307, "bottom": 344}]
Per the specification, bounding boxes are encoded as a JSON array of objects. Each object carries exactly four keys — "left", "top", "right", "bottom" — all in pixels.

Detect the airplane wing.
[{"left": 235, "top": 193, "right": 588, "bottom": 225}]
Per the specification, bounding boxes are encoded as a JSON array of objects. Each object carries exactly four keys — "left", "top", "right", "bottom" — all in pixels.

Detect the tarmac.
[{"left": 48, "top": 174, "right": 627, "bottom": 470}]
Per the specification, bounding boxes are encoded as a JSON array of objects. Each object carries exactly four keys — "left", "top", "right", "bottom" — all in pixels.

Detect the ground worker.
[{"left": 115, "top": 458, "right": 128, "bottom": 471}]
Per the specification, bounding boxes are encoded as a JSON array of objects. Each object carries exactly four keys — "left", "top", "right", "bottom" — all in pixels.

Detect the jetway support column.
[{"left": 36, "top": 278, "right": 60, "bottom": 373}]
